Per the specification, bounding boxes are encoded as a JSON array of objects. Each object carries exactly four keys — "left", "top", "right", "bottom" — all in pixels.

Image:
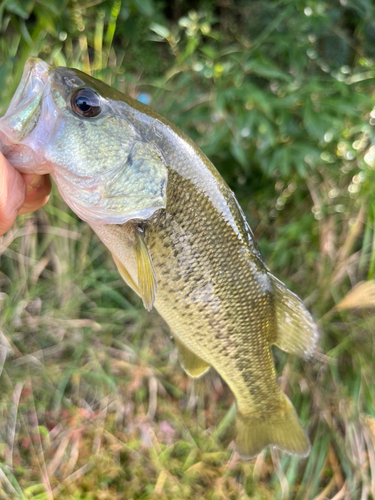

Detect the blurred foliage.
[{"left": 1, "top": 0, "right": 375, "bottom": 498}]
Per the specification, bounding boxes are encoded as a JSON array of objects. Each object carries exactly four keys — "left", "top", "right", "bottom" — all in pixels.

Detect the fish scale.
[{"left": 147, "top": 169, "right": 280, "bottom": 411}]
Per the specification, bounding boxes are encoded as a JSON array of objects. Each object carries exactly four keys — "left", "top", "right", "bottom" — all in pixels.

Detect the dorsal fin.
[{"left": 269, "top": 273, "right": 318, "bottom": 359}]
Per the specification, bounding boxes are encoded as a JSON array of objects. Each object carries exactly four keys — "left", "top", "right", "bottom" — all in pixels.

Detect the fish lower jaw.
[{"left": 0, "top": 130, "right": 51, "bottom": 174}]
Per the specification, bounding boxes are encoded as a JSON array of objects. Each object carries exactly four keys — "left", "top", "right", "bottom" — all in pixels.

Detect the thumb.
[{"left": 0, "top": 153, "right": 26, "bottom": 236}]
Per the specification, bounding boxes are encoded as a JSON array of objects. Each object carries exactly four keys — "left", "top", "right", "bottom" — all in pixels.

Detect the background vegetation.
[{"left": 1, "top": 0, "right": 375, "bottom": 498}]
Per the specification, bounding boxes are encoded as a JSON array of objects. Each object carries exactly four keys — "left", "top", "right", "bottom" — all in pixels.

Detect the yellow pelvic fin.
[
  {"left": 269, "top": 272, "right": 318, "bottom": 359},
  {"left": 235, "top": 394, "right": 310, "bottom": 459},
  {"left": 112, "top": 253, "right": 140, "bottom": 295},
  {"left": 174, "top": 337, "right": 211, "bottom": 378},
  {"left": 135, "top": 227, "right": 157, "bottom": 311}
]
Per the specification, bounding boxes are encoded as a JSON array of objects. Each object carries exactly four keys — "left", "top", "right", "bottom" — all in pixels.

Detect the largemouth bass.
[{"left": 0, "top": 58, "right": 318, "bottom": 458}]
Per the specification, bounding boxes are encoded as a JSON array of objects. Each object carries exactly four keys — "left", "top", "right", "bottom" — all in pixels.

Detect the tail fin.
[{"left": 235, "top": 395, "right": 310, "bottom": 459}]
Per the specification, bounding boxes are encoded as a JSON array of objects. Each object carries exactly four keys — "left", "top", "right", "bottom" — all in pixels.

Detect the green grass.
[{"left": 1, "top": 1, "right": 375, "bottom": 498}]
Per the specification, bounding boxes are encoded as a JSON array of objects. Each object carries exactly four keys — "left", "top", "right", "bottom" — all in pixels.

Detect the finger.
[
  {"left": 18, "top": 174, "right": 51, "bottom": 215},
  {"left": 0, "top": 154, "right": 26, "bottom": 235}
]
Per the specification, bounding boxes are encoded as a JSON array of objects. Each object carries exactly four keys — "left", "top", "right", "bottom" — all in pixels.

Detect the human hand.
[{"left": 0, "top": 152, "right": 51, "bottom": 236}]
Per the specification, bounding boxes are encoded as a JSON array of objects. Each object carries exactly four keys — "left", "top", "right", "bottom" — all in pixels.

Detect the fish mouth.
[
  {"left": 0, "top": 58, "right": 52, "bottom": 172},
  {"left": 7, "top": 58, "right": 50, "bottom": 111}
]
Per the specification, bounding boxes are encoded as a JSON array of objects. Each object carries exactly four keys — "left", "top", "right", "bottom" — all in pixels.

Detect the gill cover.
[{"left": 52, "top": 139, "right": 168, "bottom": 225}]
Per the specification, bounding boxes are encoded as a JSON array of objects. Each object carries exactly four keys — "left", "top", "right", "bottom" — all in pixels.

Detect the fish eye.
[{"left": 71, "top": 88, "right": 101, "bottom": 118}]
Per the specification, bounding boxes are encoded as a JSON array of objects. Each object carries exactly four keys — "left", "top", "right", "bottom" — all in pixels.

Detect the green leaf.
[
  {"left": 200, "top": 45, "right": 218, "bottom": 60},
  {"left": 133, "top": 0, "right": 154, "bottom": 17},
  {"left": 185, "top": 36, "right": 199, "bottom": 57},
  {"left": 303, "top": 99, "right": 324, "bottom": 140},
  {"left": 244, "top": 58, "right": 293, "bottom": 82},
  {"left": 4, "top": 0, "right": 34, "bottom": 18},
  {"left": 19, "top": 19, "right": 32, "bottom": 45},
  {"left": 149, "top": 22, "right": 169, "bottom": 39},
  {"left": 230, "top": 142, "right": 248, "bottom": 169}
]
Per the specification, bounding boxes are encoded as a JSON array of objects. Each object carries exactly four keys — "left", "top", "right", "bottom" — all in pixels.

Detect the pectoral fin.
[
  {"left": 134, "top": 227, "right": 157, "bottom": 311},
  {"left": 112, "top": 253, "right": 140, "bottom": 295},
  {"left": 174, "top": 337, "right": 211, "bottom": 378},
  {"left": 105, "top": 224, "right": 157, "bottom": 311},
  {"left": 269, "top": 273, "right": 318, "bottom": 359}
]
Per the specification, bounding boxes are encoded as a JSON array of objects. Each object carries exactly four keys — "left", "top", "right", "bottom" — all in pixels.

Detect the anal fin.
[
  {"left": 174, "top": 337, "right": 211, "bottom": 378},
  {"left": 269, "top": 273, "right": 318, "bottom": 359}
]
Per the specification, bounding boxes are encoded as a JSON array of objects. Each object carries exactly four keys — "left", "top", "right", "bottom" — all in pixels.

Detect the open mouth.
[
  {"left": 0, "top": 58, "right": 51, "bottom": 144},
  {"left": 0, "top": 58, "right": 52, "bottom": 173},
  {"left": 5, "top": 58, "right": 50, "bottom": 116}
]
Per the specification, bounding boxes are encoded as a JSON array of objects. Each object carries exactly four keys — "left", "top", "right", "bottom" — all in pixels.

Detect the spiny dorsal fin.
[
  {"left": 135, "top": 227, "right": 157, "bottom": 311},
  {"left": 269, "top": 273, "right": 318, "bottom": 359},
  {"left": 174, "top": 336, "right": 211, "bottom": 378}
]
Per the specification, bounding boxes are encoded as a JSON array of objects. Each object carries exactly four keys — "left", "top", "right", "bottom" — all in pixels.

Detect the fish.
[{"left": 0, "top": 57, "right": 318, "bottom": 458}]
